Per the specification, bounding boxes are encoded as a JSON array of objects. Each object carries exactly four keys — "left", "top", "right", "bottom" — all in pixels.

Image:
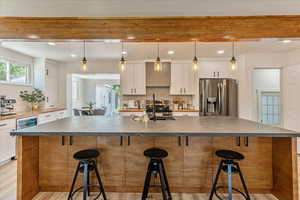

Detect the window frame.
[{"left": 0, "top": 59, "right": 33, "bottom": 86}]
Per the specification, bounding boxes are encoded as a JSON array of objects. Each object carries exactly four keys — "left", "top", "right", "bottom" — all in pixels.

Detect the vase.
[{"left": 32, "top": 103, "right": 39, "bottom": 111}]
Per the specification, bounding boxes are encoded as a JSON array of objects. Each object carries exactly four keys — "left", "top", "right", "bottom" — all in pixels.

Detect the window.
[
  {"left": 260, "top": 92, "right": 281, "bottom": 125},
  {"left": 0, "top": 59, "right": 32, "bottom": 85}
]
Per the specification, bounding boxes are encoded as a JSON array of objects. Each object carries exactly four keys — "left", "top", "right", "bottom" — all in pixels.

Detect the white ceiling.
[
  {"left": 73, "top": 73, "right": 120, "bottom": 80},
  {"left": 1, "top": 40, "right": 300, "bottom": 62},
  {"left": 1, "top": 0, "right": 300, "bottom": 17}
]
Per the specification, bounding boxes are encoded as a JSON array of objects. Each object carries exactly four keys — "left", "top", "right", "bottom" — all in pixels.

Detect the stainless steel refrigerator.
[{"left": 199, "top": 78, "right": 238, "bottom": 116}]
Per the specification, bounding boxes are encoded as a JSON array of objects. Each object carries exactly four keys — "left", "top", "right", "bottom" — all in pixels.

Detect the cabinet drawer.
[
  {"left": 38, "top": 112, "right": 56, "bottom": 124},
  {"left": 56, "top": 110, "right": 68, "bottom": 119}
]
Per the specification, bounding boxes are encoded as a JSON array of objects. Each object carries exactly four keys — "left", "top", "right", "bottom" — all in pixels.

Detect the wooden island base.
[{"left": 17, "top": 136, "right": 298, "bottom": 200}]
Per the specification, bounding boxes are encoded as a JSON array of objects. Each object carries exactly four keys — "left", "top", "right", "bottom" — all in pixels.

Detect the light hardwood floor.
[{"left": 1, "top": 159, "right": 293, "bottom": 200}]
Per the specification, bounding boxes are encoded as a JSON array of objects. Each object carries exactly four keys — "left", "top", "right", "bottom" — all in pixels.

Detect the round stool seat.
[
  {"left": 73, "top": 149, "right": 100, "bottom": 160},
  {"left": 144, "top": 148, "right": 168, "bottom": 159},
  {"left": 216, "top": 150, "right": 244, "bottom": 160}
]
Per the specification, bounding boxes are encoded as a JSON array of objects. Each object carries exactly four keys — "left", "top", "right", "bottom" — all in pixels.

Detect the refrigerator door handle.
[{"left": 217, "top": 83, "right": 222, "bottom": 114}]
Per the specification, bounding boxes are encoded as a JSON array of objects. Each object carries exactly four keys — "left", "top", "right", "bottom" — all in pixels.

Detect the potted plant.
[{"left": 19, "top": 88, "right": 46, "bottom": 111}]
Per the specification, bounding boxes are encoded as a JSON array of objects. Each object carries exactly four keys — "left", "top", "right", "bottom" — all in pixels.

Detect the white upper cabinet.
[
  {"left": 199, "top": 60, "right": 237, "bottom": 79},
  {"left": 170, "top": 62, "right": 196, "bottom": 95},
  {"left": 121, "top": 62, "right": 146, "bottom": 95}
]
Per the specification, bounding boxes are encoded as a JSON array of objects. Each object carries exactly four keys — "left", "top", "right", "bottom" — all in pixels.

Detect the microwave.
[{"left": 16, "top": 116, "right": 38, "bottom": 130}]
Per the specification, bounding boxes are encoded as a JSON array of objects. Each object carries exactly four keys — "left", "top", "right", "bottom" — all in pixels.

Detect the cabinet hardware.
[
  {"left": 0, "top": 123, "right": 7, "bottom": 127},
  {"left": 134, "top": 88, "right": 136, "bottom": 93},
  {"left": 46, "top": 97, "right": 49, "bottom": 103},
  {"left": 69, "top": 136, "right": 73, "bottom": 145},
  {"left": 178, "top": 136, "right": 182, "bottom": 146},
  {"left": 217, "top": 72, "right": 220, "bottom": 77},
  {"left": 184, "top": 88, "right": 186, "bottom": 94},
  {"left": 61, "top": 136, "right": 65, "bottom": 146},
  {"left": 213, "top": 72, "right": 216, "bottom": 77},
  {"left": 45, "top": 114, "right": 51, "bottom": 118},
  {"left": 186, "top": 136, "right": 189, "bottom": 146},
  {"left": 131, "top": 88, "right": 133, "bottom": 94},
  {"left": 120, "top": 136, "right": 123, "bottom": 146},
  {"left": 180, "top": 88, "right": 182, "bottom": 94},
  {"left": 46, "top": 69, "right": 49, "bottom": 76},
  {"left": 244, "top": 137, "right": 249, "bottom": 147},
  {"left": 127, "top": 136, "right": 131, "bottom": 146},
  {"left": 236, "top": 137, "right": 241, "bottom": 146}
]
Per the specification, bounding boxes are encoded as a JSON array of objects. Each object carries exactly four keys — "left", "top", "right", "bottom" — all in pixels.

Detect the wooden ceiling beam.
[{"left": 0, "top": 16, "right": 300, "bottom": 41}]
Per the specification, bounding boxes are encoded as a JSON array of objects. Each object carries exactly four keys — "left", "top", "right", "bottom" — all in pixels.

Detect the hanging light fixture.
[
  {"left": 192, "top": 41, "right": 199, "bottom": 71},
  {"left": 230, "top": 41, "right": 237, "bottom": 71},
  {"left": 119, "top": 42, "right": 126, "bottom": 72},
  {"left": 81, "top": 40, "right": 88, "bottom": 72},
  {"left": 154, "top": 42, "right": 162, "bottom": 72}
]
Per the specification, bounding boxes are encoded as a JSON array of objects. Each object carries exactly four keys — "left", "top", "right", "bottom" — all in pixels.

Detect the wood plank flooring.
[{"left": 3, "top": 158, "right": 298, "bottom": 200}]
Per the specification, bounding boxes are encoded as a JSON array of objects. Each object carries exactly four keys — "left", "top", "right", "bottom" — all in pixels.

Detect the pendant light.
[
  {"left": 192, "top": 41, "right": 199, "bottom": 71},
  {"left": 119, "top": 42, "right": 126, "bottom": 72},
  {"left": 81, "top": 40, "right": 88, "bottom": 72},
  {"left": 230, "top": 41, "right": 237, "bottom": 71},
  {"left": 154, "top": 42, "right": 162, "bottom": 72}
]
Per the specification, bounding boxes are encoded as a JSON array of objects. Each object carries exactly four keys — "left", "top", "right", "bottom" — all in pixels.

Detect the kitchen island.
[{"left": 12, "top": 116, "right": 300, "bottom": 200}]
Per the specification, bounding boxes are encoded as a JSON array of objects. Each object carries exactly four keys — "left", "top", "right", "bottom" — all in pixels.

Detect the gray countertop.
[{"left": 11, "top": 116, "right": 299, "bottom": 137}]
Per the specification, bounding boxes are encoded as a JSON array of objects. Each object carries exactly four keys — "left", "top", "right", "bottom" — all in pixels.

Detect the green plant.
[{"left": 19, "top": 88, "right": 45, "bottom": 103}]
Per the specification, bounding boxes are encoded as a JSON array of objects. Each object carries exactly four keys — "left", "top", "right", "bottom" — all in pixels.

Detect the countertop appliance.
[
  {"left": 0, "top": 95, "right": 16, "bottom": 116},
  {"left": 16, "top": 116, "right": 38, "bottom": 130},
  {"left": 146, "top": 94, "right": 175, "bottom": 120},
  {"left": 199, "top": 78, "right": 238, "bottom": 116}
]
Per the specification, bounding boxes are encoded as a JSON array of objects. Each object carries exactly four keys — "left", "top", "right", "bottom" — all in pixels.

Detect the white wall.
[
  {"left": 252, "top": 69, "right": 281, "bottom": 122},
  {"left": 60, "top": 59, "right": 119, "bottom": 109},
  {"left": 237, "top": 53, "right": 286, "bottom": 120},
  {"left": 0, "top": 46, "right": 34, "bottom": 112}
]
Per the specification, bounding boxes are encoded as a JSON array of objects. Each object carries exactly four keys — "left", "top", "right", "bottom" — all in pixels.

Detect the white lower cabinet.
[
  {"left": 0, "top": 119, "right": 16, "bottom": 164},
  {"left": 55, "top": 110, "right": 69, "bottom": 119}
]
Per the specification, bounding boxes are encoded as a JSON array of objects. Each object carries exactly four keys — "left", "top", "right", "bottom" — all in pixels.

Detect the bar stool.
[
  {"left": 209, "top": 150, "right": 251, "bottom": 200},
  {"left": 142, "top": 148, "right": 172, "bottom": 200},
  {"left": 68, "top": 149, "right": 107, "bottom": 200}
]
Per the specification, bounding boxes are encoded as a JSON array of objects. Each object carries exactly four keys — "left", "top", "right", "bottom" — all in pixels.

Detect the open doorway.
[
  {"left": 70, "top": 73, "right": 120, "bottom": 116},
  {"left": 252, "top": 68, "right": 281, "bottom": 126}
]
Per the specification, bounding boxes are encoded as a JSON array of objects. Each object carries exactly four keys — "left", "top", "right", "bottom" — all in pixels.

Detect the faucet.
[{"left": 152, "top": 93, "right": 156, "bottom": 121}]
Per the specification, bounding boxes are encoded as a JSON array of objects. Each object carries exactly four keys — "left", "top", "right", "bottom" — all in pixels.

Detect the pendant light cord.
[
  {"left": 157, "top": 42, "right": 160, "bottom": 57},
  {"left": 232, "top": 41, "right": 235, "bottom": 57},
  {"left": 194, "top": 41, "right": 197, "bottom": 57},
  {"left": 83, "top": 40, "right": 86, "bottom": 57}
]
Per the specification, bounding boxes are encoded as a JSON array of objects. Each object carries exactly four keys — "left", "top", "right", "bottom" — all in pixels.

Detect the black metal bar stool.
[
  {"left": 68, "top": 149, "right": 107, "bottom": 200},
  {"left": 209, "top": 149, "right": 251, "bottom": 200},
  {"left": 142, "top": 148, "right": 172, "bottom": 200}
]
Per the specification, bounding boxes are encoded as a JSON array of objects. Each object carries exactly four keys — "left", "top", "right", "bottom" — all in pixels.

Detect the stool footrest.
[
  {"left": 69, "top": 184, "right": 103, "bottom": 200},
  {"left": 214, "top": 186, "right": 250, "bottom": 200}
]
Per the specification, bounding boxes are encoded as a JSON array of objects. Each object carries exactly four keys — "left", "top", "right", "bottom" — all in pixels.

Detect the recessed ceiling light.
[
  {"left": 70, "top": 54, "right": 77, "bottom": 58},
  {"left": 28, "top": 34, "right": 39, "bottom": 39},
  {"left": 48, "top": 42, "right": 56, "bottom": 46},
  {"left": 168, "top": 50, "right": 175, "bottom": 55},
  {"left": 127, "top": 36, "right": 135, "bottom": 40},
  {"left": 122, "top": 51, "right": 127, "bottom": 55},
  {"left": 282, "top": 39, "right": 292, "bottom": 43},
  {"left": 217, "top": 50, "right": 225, "bottom": 54}
]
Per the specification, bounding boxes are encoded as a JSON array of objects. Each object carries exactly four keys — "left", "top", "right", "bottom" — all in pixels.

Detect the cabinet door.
[
  {"left": 155, "top": 136, "right": 184, "bottom": 189},
  {"left": 67, "top": 136, "right": 98, "bottom": 188},
  {"left": 183, "top": 63, "right": 196, "bottom": 95},
  {"left": 125, "top": 136, "right": 155, "bottom": 190},
  {"left": 39, "top": 136, "right": 69, "bottom": 191},
  {"left": 44, "top": 62, "right": 59, "bottom": 108},
  {"left": 121, "top": 63, "right": 134, "bottom": 95},
  {"left": 234, "top": 137, "right": 273, "bottom": 191},
  {"left": 170, "top": 63, "right": 183, "bottom": 95},
  {"left": 97, "top": 136, "right": 125, "bottom": 188},
  {"left": 0, "top": 129, "right": 10, "bottom": 163},
  {"left": 184, "top": 137, "right": 213, "bottom": 190},
  {"left": 133, "top": 63, "right": 146, "bottom": 95}
]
